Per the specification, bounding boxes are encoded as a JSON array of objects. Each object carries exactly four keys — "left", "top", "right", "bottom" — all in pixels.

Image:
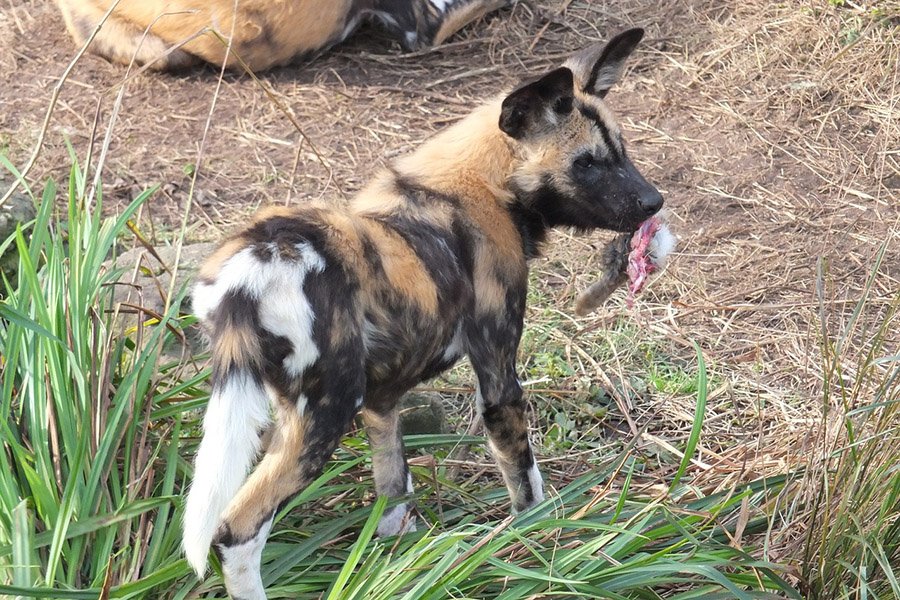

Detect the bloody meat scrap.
[{"left": 575, "top": 216, "right": 675, "bottom": 315}]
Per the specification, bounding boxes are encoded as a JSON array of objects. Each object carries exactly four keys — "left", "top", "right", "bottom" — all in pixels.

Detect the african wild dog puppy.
[
  {"left": 184, "top": 28, "right": 662, "bottom": 598},
  {"left": 54, "top": 0, "right": 513, "bottom": 71}
]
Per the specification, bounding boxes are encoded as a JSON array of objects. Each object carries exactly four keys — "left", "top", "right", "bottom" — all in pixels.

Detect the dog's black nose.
[{"left": 639, "top": 189, "right": 663, "bottom": 215}]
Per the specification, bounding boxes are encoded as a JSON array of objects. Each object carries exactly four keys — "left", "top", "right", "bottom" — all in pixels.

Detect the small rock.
[
  {"left": 0, "top": 191, "right": 37, "bottom": 279},
  {"left": 399, "top": 392, "right": 449, "bottom": 435},
  {"left": 884, "top": 173, "right": 900, "bottom": 190},
  {"left": 110, "top": 242, "right": 216, "bottom": 316},
  {"left": 108, "top": 242, "right": 216, "bottom": 359}
]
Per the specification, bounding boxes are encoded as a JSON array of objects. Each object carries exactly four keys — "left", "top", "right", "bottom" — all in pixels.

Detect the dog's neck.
[
  {"left": 367, "top": 99, "right": 519, "bottom": 206},
  {"left": 351, "top": 99, "right": 543, "bottom": 263}
]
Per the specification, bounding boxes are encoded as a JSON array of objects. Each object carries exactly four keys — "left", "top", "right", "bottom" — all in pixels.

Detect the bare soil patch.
[{"left": 2, "top": 0, "right": 898, "bottom": 560}]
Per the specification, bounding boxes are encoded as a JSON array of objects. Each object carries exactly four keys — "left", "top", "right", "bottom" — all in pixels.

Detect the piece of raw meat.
[{"left": 575, "top": 216, "right": 675, "bottom": 315}]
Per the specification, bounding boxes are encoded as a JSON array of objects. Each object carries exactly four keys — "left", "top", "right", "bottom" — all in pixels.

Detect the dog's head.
[{"left": 503, "top": 28, "right": 662, "bottom": 233}]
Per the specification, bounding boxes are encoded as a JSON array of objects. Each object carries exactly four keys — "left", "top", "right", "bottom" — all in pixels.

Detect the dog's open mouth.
[{"left": 575, "top": 216, "right": 676, "bottom": 315}]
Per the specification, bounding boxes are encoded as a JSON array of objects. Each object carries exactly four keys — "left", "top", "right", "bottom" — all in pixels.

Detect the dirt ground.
[{"left": 1, "top": 0, "right": 898, "bottom": 512}]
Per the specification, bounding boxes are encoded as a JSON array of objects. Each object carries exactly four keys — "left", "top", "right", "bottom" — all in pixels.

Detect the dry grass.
[{"left": 1, "top": 0, "right": 898, "bottom": 591}]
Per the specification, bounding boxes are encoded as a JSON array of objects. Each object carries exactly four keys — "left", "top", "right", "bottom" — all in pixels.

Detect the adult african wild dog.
[
  {"left": 54, "top": 0, "right": 513, "bottom": 71},
  {"left": 185, "top": 28, "right": 662, "bottom": 598}
]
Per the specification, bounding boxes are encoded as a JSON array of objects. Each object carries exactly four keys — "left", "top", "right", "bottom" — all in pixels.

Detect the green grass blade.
[
  {"left": 669, "top": 342, "right": 708, "bottom": 495},
  {"left": 324, "top": 496, "right": 387, "bottom": 599}
]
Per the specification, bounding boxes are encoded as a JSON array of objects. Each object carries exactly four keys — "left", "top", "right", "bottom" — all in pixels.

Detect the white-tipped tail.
[{"left": 183, "top": 371, "right": 271, "bottom": 576}]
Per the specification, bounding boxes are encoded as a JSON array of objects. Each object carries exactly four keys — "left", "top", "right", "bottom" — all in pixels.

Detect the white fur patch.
[
  {"left": 544, "top": 106, "right": 559, "bottom": 126},
  {"left": 339, "top": 13, "right": 365, "bottom": 43},
  {"left": 256, "top": 252, "right": 324, "bottom": 377},
  {"left": 219, "top": 515, "right": 274, "bottom": 600},
  {"left": 296, "top": 393, "right": 309, "bottom": 417},
  {"left": 526, "top": 460, "right": 544, "bottom": 505},
  {"left": 649, "top": 224, "right": 676, "bottom": 268},
  {"left": 376, "top": 472, "right": 416, "bottom": 536},
  {"left": 377, "top": 503, "right": 417, "bottom": 537},
  {"left": 372, "top": 11, "right": 399, "bottom": 28},
  {"left": 429, "top": 0, "right": 453, "bottom": 12},
  {"left": 183, "top": 372, "right": 271, "bottom": 576},
  {"left": 475, "top": 384, "right": 485, "bottom": 414},
  {"left": 193, "top": 244, "right": 323, "bottom": 314},
  {"left": 192, "top": 243, "right": 326, "bottom": 379},
  {"left": 441, "top": 324, "right": 466, "bottom": 362},
  {"left": 191, "top": 248, "right": 258, "bottom": 322}
]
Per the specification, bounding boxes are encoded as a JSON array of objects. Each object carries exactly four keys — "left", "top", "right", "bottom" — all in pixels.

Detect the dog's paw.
[{"left": 376, "top": 504, "right": 417, "bottom": 537}]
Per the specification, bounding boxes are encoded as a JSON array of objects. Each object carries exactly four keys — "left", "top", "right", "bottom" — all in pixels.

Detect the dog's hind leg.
[
  {"left": 196, "top": 244, "right": 367, "bottom": 599},
  {"left": 362, "top": 403, "right": 416, "bottom": 536},
  {"left": 213, "top": 378, "right": 364, "bottom": 599},
  {"left": 211, "top": 399, "right": 299, "bottom": 600}
]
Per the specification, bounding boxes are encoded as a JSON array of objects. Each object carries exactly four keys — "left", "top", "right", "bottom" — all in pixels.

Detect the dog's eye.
[{"left": 574, "top": 154, "right": 597, "bottom": 169}]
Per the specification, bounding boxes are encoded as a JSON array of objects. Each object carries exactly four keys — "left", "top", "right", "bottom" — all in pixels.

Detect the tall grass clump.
[
  {"left": 792, "top": 252, "right": 900, "bottom": 599},
  {"left": 0, "top": 160, "right": 203, "bottom": 596},
  {"left": 0, "top": 162, "right": 800, "bottom": 597}
]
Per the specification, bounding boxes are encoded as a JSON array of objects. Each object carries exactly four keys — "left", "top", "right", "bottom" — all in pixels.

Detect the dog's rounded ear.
[
  {"left": 499, "top": 67, "right": 574, "bottom": 139},
  {"left": 565, "top": 28, "right": 644, "bottom": 98}
]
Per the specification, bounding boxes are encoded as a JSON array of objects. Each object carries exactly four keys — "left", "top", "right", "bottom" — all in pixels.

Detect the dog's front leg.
[
  {"left": 362, "top": 402, "right": 416, "bottom": 536},
  {"left": 476, "top": 374, "right": 544, "bottom": 512},
  {"left": 467, "top": 321, "right": 544, "bottom": 513}
]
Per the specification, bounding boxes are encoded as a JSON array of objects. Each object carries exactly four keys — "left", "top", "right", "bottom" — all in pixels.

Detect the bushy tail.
[{"left": 183, "top": 369, "right": 271, "bottom": 576}]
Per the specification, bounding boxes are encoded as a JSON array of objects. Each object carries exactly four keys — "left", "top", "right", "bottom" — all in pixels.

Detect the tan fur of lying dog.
[{"left": 55, "top": 0, "right": 512, "bottom": 71}]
